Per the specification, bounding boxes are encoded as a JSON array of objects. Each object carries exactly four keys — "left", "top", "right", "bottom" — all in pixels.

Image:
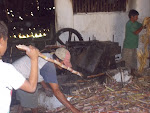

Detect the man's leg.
[
  {"left": 49, "top": 83, "right": 80, "bottom": 113},
  {"left": 122, "top": 48, "right": 133, "bottom": 73},
  {"left": 131, "top": 48, "right": 140, "bottom": 76},
  {"left": 132, "top": 48, "right": 137, "bottom": 69},
  {"left": 16, "top": 88, "right": 39, "bottom": 113},
  {"left": 17, "top": 105, "right": 23, "bottom": 113},
  {"left": 31, "top": 108, "right": 38, "bottom": 113}
]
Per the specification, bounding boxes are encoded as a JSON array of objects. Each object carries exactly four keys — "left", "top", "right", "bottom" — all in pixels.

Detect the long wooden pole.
[{"left": 16, "top": 45, "right": 83, "bottom": 77}]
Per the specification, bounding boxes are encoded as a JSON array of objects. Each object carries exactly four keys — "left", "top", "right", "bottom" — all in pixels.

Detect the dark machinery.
[
  {"left": 54, "top": 28, "right": 123, "bottom": 94},
  {"left": 67, "top": 40, "right": 121, "bottom": 76},
  {"left": 54, "top": 28, "right": 122, "bottom": 77}
]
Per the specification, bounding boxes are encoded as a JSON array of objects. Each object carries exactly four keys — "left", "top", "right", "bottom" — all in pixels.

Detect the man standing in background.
[{"left": 122, "top": 9, "right": 144, "bottom": 75}]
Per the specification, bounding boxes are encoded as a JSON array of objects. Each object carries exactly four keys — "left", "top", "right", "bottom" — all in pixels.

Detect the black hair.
[
  {"left": 128, "top": 9, "right": 139, "bottom": 18},
  {"left": 0, "top": 21, "right": 8, "bottom": 40},
  {"left": 53, "top": 54, "right": 63, "bottom": 62}
]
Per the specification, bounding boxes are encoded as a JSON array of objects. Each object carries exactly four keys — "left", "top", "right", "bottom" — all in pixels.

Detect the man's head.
[
  {"left": 128, "top": 9, "right": 139, "bottom": 22},
  {"left": 0, "top": 21, "right": 8, "bottom": 57},
  {"left": 54, "top": 47, "right": 72, "bottom": 68}
]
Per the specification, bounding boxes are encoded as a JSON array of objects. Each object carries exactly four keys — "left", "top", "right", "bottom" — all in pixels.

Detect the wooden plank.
[
  {"left": 91, "top": 0, "right": 93, "bottom": 12},
  {"left": 85, "top": 0, "right": 88, "bottom": 13},
  {"left": 123, "top": 0, "right": 128, "bottom": 11},
  {"left": 97, "top": 0, "right": 100, "bottom": 12},
  {"left": 114, "top": 0, "right": 118, "bottom": 11},
  {"left": 119, "top": 0, "right": 121, "bottom": 11},
  {"left": 72, "top": 0, "right": 74, "bottom": 12},
  {"left": 106, "top": 0, "right": 108, "bottom": 12},
  {"left": 123, "top": 0, "right": 126, "bottom": 11},
  {"left": 100, "top": 0, "right": 103, "bottom": 12},
  {"left": 112, "top": 0, "right": 115, "bottom": 11},
  {"left": 82, "top": 0, "right": 85, "bottom": 12},
  {"left": 72, "top": 0, "right": 127, "bottom": 13},
  {"left": 77, "top": 0, "right": 80, "bottom": 12},
  {"left": 87, "top": 0, "right": 90, "bottom": 12},
  {"left": 95, "top": 0, "right": 97, "bottom": 12},
  {"left": 75, "top": 0, "right": 77, "bottom": 13},
  {"left": 85, "top": 0, "right": 87, "bottom": 13},
  {"left": 95, "top": 0, "right": 98, "bottom": 12},
  {"left": 94, "top": 0, "right": 96, "bottom": 12},
  {"left": 92, "top": 0, "right": 95, "bottom": 12}
]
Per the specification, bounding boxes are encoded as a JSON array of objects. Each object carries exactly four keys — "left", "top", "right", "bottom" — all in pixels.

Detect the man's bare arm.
[
  {"left": 134, "top": 26, "right": 143, "bottom": 35},
  {"left": 49, "top": 83, "right": 80, "bottom": 113}
]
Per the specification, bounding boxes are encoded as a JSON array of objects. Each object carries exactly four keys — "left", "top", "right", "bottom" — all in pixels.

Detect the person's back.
[{"left": 12, "top": 53, "right": 52, "bottom": 82}]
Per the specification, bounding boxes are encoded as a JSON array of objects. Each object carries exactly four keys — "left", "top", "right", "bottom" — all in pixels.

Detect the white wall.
[
  {"left": 74, "top": 12, "right": 128, "bottom": 48},
  {"left": 54, "top": 0, "right": 73, "bottom": 32},
  {"left": 128, "top": 0, "right": 150, "bottom": 21}
]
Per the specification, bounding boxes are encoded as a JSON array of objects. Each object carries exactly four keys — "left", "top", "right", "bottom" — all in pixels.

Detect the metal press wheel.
[{"left": 55, "top": 28, "right": 83, "bottom": 45}]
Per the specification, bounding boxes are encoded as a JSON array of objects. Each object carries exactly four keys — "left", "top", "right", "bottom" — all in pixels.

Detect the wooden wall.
[{"left": 72, "top": 0, "right": 127, "bottom": 13}]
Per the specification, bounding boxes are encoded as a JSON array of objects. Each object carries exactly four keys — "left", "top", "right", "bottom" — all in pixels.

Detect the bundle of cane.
[
  {"left": 137, "top": 17, "right": 150, "bottom": 72},
  {"left": 16, "top": 45, "right": 83, "bottom": 77}
]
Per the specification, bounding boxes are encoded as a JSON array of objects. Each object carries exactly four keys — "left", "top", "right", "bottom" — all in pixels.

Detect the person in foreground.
[
  {"left": 0, "top": 21, "right": 39, "bottom": 113},
  {"left": 12, "top": 47, "right": 80, "bottom": 113},
  {"left": 122, "top": 9, "right": 144, "bottom": 75}
]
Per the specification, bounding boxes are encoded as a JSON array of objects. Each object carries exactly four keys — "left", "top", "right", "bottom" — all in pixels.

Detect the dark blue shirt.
[{"left": 40, "top": 61, "right": 58, "bottom": 83}]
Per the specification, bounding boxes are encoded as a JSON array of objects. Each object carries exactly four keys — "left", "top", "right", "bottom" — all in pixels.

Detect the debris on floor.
[
  {"left": 10, "top": 74, "right": 150, "bottom": 113},
  {"left": 49, "top": 75, "right": 150, "bottom": 113}
]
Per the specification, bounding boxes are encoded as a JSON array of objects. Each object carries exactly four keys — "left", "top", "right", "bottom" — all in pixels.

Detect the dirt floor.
[
  {"left": 10, "top": 105, "right": 47, "bottom": 113},
  {"left": 10, "top": 74, "right": 150, "bottom": 113}
]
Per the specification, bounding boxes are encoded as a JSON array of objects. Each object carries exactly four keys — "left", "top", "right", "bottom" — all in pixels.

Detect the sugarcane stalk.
[
  {"left": 16, "top": 44, "right": 83, "bottom": 77},
  {"left": 103, "top": 83, "right": 114, "bottom": 92},
  {"left": 87, "top": 72, "right": 105, "bottom": 79},
  {"left": 129, "top": 95, "right": 149, "bottom": 104}
]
